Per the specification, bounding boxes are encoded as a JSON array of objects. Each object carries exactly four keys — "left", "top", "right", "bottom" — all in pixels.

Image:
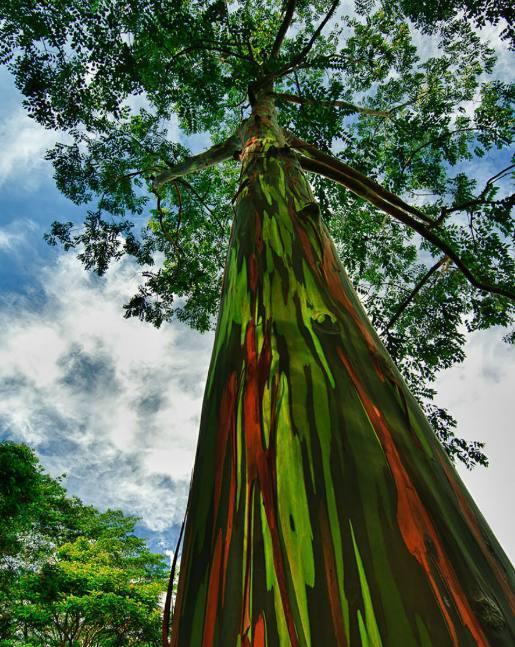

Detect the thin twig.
[
  {"left": 272, "top": 91, "right": 390, "bottom": 117},
  {"left": 433, "top": 163, "right": 515, "bottom": 225},
  {"left": 386, "top": 256, "right": 448, "bottom": 330},
  {"left": 176, "top": 179, "right": 227, "bottom": 236},
  {"left": 166, "top": 42, "right": 255, "bottom": 66},
  {"left": 401, "top": 126, "right": 504, "bottom": 174},
  {"left": 485, "top": 163, "right": 515, "bottom": 187}
]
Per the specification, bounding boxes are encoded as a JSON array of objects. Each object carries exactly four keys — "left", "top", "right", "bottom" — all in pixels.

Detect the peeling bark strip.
[{"left": 170, "top": 94, "right": 515, "bottom": 646}]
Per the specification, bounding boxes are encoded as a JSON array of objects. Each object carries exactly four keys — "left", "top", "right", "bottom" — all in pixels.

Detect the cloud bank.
[{"left": 0, "top": 249, "right": 213, "bottom": 547}]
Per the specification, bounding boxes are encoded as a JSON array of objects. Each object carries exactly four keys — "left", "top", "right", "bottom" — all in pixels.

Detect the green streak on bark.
[{"left": 350, "top": 521, "right": 383, "bottom": 647}]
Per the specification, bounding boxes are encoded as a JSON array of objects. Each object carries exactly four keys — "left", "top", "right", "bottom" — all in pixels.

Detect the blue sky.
[{"left": 0, "top": 28, "right": 514, "bottom": 562}]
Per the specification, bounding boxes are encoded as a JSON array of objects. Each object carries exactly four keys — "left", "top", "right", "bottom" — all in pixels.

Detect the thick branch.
[
  {"left": 287, "top": 132, "right": 435, "bottom": 226},
  {"left": 153, "top": 134, "right": 240, "bottom": 189},
  {"left": 288, "top": 135, "right": 515, "bottom": 301},
  {"left": 272, "top": 91, "right": 390, "bottom": 117},
  {"left": 269, "top": 0, "right": 298, "bottom": 60},
  {"left": 386, "top": 256, "right": 448, "bottom": 330}
]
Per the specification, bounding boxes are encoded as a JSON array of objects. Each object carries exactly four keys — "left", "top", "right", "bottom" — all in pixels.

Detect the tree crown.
[{"left": 1, "top": 0, "right": 513, "bottom": 467}]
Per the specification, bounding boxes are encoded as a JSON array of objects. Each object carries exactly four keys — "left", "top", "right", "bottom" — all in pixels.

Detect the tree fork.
[{"left": 169, "top": 91, "right": 515, "bottom": 646}]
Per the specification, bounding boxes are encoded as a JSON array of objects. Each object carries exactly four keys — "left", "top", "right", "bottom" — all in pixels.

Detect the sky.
[{"left": 0, "top": 23, "right": 514, "bottom": 563}]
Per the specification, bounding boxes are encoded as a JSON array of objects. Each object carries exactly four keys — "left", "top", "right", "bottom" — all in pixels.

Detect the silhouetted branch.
[
  {"left": 257, "top": 0, "right": 339, "bottom": 87},
  {"left": 272, "top": 91, "right": 390, "bottom": 117},
  {"left": 386, "top": 256, "right": 448, "bottom": 330}
]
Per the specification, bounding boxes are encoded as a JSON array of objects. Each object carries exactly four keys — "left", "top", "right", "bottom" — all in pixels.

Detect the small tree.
[
  {"left": 0, "top": 442, "right": 167, "bottom": 646},
  {"left": 1, "top": 1, "right": 514, "bottom": 645}
]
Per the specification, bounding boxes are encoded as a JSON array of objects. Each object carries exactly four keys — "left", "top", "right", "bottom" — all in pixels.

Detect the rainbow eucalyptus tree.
[{"left": 1, "top": 0, "right": 514, "bottom": 645}]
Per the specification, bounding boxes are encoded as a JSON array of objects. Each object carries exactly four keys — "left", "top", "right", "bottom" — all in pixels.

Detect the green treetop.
[{"left": 0, "top": 441, "right": 168, "bottom": 646}]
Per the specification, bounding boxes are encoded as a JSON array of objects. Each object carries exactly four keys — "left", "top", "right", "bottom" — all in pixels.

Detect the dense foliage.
[
  {"left": 0, "top": 441, "right": 167, "bottom": 646},
  {"left": 0, "top": 0, "right": 513, "bottom": 470}
]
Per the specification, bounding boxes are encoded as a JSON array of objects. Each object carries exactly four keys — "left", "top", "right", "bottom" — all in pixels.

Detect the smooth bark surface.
[{"left": 170, "top": 96, "right": 515, "bottom": 646}]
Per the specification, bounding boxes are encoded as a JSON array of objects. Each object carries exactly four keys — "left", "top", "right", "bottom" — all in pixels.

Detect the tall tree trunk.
[{"left": 170, "top": 94, "right": 515, "bottom": 646}]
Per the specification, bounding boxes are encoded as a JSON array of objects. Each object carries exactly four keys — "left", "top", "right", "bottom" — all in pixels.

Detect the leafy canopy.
[
  {"left": 0, "top": 441, "right": 167, "bottom": 646},
  {"left": 1, "top": 0, "right": 513, "bottom": 467}
]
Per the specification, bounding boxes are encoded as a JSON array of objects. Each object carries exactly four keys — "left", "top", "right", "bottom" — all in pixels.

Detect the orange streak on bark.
[
  {"left": 243, "top": 321, "right": 261, "bottom": 481},
  {"left": 320, "top": 234, "right": 377, "bottom": 353},
  {"left": 253, "top": 613, "right": 266, "bottom": 646},
  {"left": 221, "top": 461, "right": 237, "bottom": 608},
  {"left": 220, "top": 373, "right": 239, "bottom": 606},
  {"left": 295, "top": 224, "right": 317, "bottom": 272},
  {"left": 337, "top": 347, "right": 489, "bottom": 647},
  {"left": 213, "top": 372, "right": 238, "bottom": 542},
  {"left": 241, "top": 321, "right": 300, "bottom": 647},
  {"left": 249, "top": 254, "right": 258, "bottom": 292},
  {"left": 320, "top": 504, "right": 348, "bottom": 646},
  {"left": 202, "top": 529, "right": 224, "bottom": 647}
]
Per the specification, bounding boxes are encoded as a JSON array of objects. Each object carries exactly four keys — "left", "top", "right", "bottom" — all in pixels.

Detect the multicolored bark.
[{"left": 170, "top": 95, "right": 515, "bottom": 646}]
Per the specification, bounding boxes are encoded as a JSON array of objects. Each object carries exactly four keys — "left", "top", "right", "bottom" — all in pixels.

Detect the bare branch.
[
  {"left": 288, "top": 134, "right": 515, "bottom": 301},
  {"left": 272, "top": 91, "right": 390, "bottom": 117},
  {"left": 256, "top": 0, "right": 340, "bottom": 87},
  {"left": 386, "top": 256, "right": 448, "bottom": 330},
  {"left": 269, "top": 0, "right": 298, "bottom": 61},
  {"left": 153, "top": 134, "right": 240, "bottom": 189},
  {"left": 485, "top": 162, "right": 515, "bottom": 187}
]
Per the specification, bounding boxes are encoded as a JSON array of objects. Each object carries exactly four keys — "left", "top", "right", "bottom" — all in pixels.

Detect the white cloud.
[
  {"left": 0, "top": 219, "right": 38, "bottom": 252},
  {"left": 0, "top": 110, "right": 59, "bottom": 189},
  {"left": 0, "top": 252, "right": 213, "bottom": 534}
]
